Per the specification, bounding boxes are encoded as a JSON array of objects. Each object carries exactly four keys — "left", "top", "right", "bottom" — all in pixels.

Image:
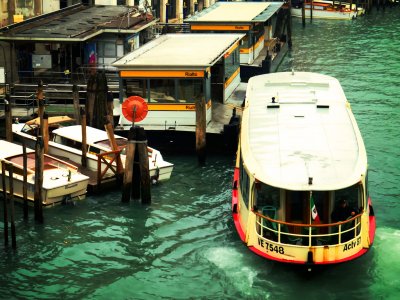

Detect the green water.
[{"left": 1, "top": 7, "right": 400, "bottom": 299}]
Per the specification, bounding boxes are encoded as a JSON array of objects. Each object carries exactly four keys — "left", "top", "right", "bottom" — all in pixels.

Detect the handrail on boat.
[
  {"left": 96, "top": 149, "right": 123, "bottom": 187},
  {"left": 253, "top": 210, "right": 362, "bottom": 247}
]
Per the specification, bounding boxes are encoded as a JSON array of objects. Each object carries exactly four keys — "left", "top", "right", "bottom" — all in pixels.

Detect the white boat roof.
[
  {"left": 112, "top": 33, "right": 244, "bottom": 70},
  {"left": 0, "top": 140, "right": 34, "bottom": 159},
  {"left": 241, "top": 72, "right": 367, "bottom": 191},
  {"left": 52, "top": 125, "right": 126, "bottom": 145},
  {"left": 185, "top": 2, "right": 283, "bottom": 23}
]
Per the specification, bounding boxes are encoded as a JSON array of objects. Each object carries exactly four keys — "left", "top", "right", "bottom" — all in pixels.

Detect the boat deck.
[{"left": 50, "top": 154, "right": 119, "bottom": 193}]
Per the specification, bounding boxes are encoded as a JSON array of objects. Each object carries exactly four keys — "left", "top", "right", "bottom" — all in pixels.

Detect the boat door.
[
  {"left": 285, "top": 190, "right": 330, "bottom": 233},
  {"left": 285, "top": 191, "right": 308, "bottom": 233}
]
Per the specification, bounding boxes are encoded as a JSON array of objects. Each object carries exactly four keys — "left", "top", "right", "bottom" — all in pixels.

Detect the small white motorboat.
[
  {"left": 12, "top": 117, "right": 174, "bottom": 183},
  {"left": 0, "top": 140, "right": 89, "bottom": 205}
]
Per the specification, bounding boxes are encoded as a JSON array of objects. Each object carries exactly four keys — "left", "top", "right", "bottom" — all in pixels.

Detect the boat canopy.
[
  {"left": 241, "top": 72, "right": 367, "bottom": 191},
  {"left": 51, "top": 125, "right": 125, "bottom": 145},
  {"left": 0, "top": 140, "right": 35, "bottom": 159},
  {"left": 26, "top": 116, "right": 74, "bottom": 126}
]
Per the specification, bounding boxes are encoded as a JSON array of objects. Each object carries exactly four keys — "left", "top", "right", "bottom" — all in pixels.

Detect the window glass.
[
  {"left": 177, "top": 79, "right": 203, "bottom": 103},
  {"left": 255, "top": 182, "right": 280, "bottom": 208},
  {"left": 124, "top": 79, "right": 147, "bottom": 99},
  {"left": 287, "top": 191, "right": 304, "bottom": 221},
  {"left": 334, "top": 184, "right": 361, "bottom": 211},
  {"left": 240, "top": 35, "right": 250, "bottom": 49},
  {"left": 224, "top": 47, "right": 240, "bottom": 83},
  {"left": 149, "top": 79, "right": 177, "bottom": 103},
  {"left": 104, "top": 42, "right": 116, "bottom": 57},
  {"left": 253, "top": 23, "right": 264, "bottom": 43},
  {"left": 239, "top": 158, "right": 249, "bottom": 209}
]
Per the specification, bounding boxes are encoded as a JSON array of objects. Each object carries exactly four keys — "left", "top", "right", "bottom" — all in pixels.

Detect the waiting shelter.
[{"left": 112, "top": 33, "right": 244, "bottom": 131}]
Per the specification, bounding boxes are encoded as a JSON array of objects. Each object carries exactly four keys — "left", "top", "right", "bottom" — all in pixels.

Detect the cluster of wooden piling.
[{"left": 1, "top": 74, "right": 155, "bottom": 249}]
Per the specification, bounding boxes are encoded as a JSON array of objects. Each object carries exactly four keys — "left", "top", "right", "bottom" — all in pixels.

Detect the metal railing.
[{"left": 254, "top": 210, "right": 362, "bottom": 247}]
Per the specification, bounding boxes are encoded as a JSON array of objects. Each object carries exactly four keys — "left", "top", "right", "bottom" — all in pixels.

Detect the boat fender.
[{"left": 151, "top": 167, "right": 160, "bottom": 185}]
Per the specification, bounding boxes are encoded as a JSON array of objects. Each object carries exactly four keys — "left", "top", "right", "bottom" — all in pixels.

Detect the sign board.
[
  {"left": 32, "top": 54, "right": 52, "bottom": 69},
  {"left": 0, "top": 67, "right": 5, "bottom": 84}
]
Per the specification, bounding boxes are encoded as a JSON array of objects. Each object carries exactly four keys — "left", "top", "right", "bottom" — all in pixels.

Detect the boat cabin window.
[
  {"left": 239, "top": 158, "right": 250, "bottom": 209},
  {"left": 94, "top": 138, "right": 128, "bottom": 155},
  {"left": 255, "top": 182, "right": 280, "bottom": 219},
  {"left": 334, "top": 183, "right": 362, "bottom": 214},
  {"left": 53, "top": 135, "right": 82, "bottom": 151}
]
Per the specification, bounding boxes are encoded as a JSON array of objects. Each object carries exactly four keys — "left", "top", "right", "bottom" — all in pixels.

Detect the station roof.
[
  {"left": 185, "top": 2, "right": 284, "bottom": 24},
  {"left": 112, "top": 33, "right": 244, "bottom": 70},
  {"left": 0, "top": 4, "right": 156, "bottom": 42}
]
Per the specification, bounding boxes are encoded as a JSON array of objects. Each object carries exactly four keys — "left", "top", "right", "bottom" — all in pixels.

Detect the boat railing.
[
  {"left": 96, "top": 149, "right": 123, "bottom": 186},
  {"left": 254, "top": 210, "right": 362, "bottom": 247}
]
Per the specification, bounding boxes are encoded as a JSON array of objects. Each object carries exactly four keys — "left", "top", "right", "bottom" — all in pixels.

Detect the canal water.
[{"left": 1, "top": 7, "right": 400, "bottom": 299}]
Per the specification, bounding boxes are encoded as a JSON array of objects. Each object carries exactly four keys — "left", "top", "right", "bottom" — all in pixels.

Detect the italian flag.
[{"left": 310, "top": 194, "right": 321, "bottom": 223}]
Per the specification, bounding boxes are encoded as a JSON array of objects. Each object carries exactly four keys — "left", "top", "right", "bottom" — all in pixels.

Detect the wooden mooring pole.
[
  {"left": 73, "top": 84, "right": 80, "bottom": 124},
  {"left": 34, "top": 136, "right": 44, "bottom": 223},
  {"left": 7, "top": 163, "right": 17, "bottom": 249},
  {"left": 2, "top": 161, "right": 9, "bottom": 246},
  {"left": 43, "top": 112, "right": 49, "bottom": 154},
  {"left": 302, "top": 2, "right": 306, "bottom": 27},
  {"left": 121, "top": 127, "right": 136, "bottom": 203},
  {"left": 80, "top": 108, "right": 87, "bottom": 168},
  {"left": 195, "top": 97, "right": 206, "bottom": 165},
  {"left": 124, "top": 126, "right": 151, "bottom": 204},
  {"left": 22, "top": 142, "right": 28, "bottom": 220},
  {"left": 137, "top": 126, "right": 151, "bottom": 205},
  {"left": 4, "top": 95, "right": 13, "bottom": 142}
]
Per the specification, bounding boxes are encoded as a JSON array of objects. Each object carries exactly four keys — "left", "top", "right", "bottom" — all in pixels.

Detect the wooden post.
[
  {"left": 80, "top": 108, "right": 87, "bottom": 168},
  {"left": 4, "top": 95, "right": 13, "bottom": 142},
  {"left": 136, "top": 127, "right": 151, "bottom": 204},
  {"left": 73, "top": 84, "right": 81, "bottom": 125},
  {"left": 43, "top": 112, "right": 49, "bottom": 154},
  {"left": 86, "top": 73, "right": 96, "bottom": 126},
  {"left": 310, "top": 0, "right": 313, "bottom": 22},
  {"left": 1, "top": 161, "right": 9, "bottom": 246},
  {"left": 104, "top": 118, "right": 123, "bottom": 178},
  {"left": 132, "top": 139, "right": 141, "bottom": 199},
  {"left": 195, "top": 96, "right": 206, "bottom": 165},
  {"left": 121, "top": 127, "right": 136, "bottom": 203},
  {"left": 7, "top": 163, "right": 16, "bottom": 249},
  {"left": 37, "top": 81, "right": 45, "bottom": 137},
  {"left": 22, "top": 142, "right": 28, "bottom": 220},
  {"left": 34, "top": 136, "right": 44, "bottom": 223},
  {"left": 287, "top": 5, "right": 293, "bottom": 49},
  {"left": 302, "top": 2, "right": 306, "bottom": 27}
]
